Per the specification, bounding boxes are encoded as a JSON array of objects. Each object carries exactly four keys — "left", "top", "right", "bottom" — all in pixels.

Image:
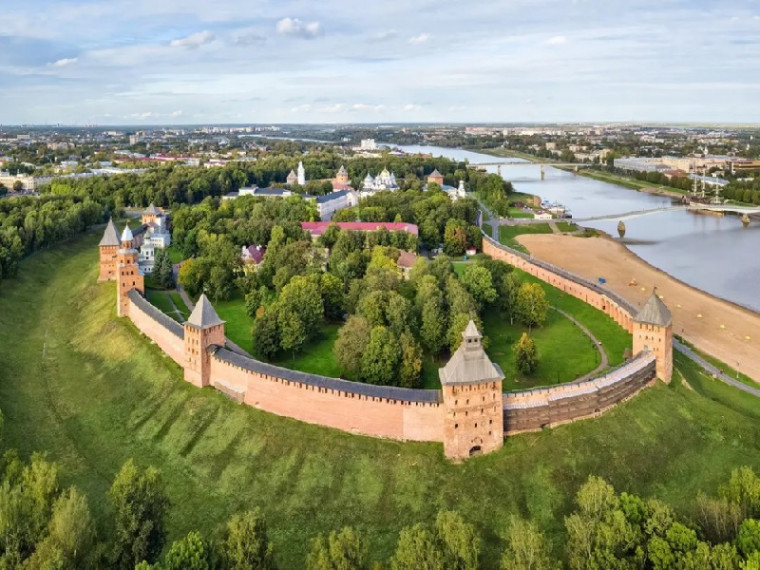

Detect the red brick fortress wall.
[{"left": 482, "top": 236, "right": 635, "bottom": 332}]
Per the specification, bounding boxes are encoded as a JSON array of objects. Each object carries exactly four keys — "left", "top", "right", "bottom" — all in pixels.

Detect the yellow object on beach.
[
  {"left": 720, "top": 324, "right": 726, "bottom": 329},
  {"left": 676, "top": 304, "right": 682, "bottom": 308},
  {"left": 697, "top": 314, "right": 703, "bottom": 318},
  {"left": 641, "top": 287, "right": 646, "bottom": 291},
  {"left": 745, "top": 336, "right": 752, "bottom": 341}
]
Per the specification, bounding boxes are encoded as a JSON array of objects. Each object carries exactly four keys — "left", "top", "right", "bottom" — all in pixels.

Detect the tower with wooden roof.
[
  {"left": 116, "top": 224, "right": 144, "bottom": 317},
  {"left": 439, "top": 320, "right": 505, "bottom": 460},
  {"left": 336, "top": 165, "right": 349, "bottom": 185},
  {"left": 184, "top": 294, "right": 226, "bottom": 388},
  {"left": 632, "top": 291, "right": 673, "bottom": 382},
  {"left": 98, "top": 218, "right": 120, "bottom": 282}
]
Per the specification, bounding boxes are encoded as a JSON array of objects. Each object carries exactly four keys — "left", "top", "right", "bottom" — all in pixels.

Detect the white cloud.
[
  {"left": 404, "top": 103, "right": 421, "bottom": 111},
  {"left": 369, "top": 31, "right": 398, "bottom": 43},
  {"left": 170, "top": 31, "right": 215, "bottom": 49},
  {"left": 290, "top": 104, "right": 312, "bottom": 113},
  {"left": 171, "top": 110, "right": 183, "bottom": 117},
  {"left": 545, "top": 35, "right": 567, "bottom": 45},
  {"left": 409, "top": 33, "right": 430, "bottom": 45},
  {"left": 276, "top": 18, "right": 323, "bottom": 39},
  {"left": 51, "top": 57, "right": 78, "bottom": 67}
]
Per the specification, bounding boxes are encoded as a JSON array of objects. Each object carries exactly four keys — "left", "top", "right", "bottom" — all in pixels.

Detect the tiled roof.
[
  {"left": 187, "top": 294, "right": 225, "bottom": 329},
  {"left": 439, "top": 320, "right": 504, "bottom": 386},
  {"left": 99, "top": 218, "right": 120, "bottom": 247},
  {"left": 635, "top": 293, "right": 672, "bottom": 327},
  {"left": 300, "top": 221, "right": 419, "bottom": 236}
]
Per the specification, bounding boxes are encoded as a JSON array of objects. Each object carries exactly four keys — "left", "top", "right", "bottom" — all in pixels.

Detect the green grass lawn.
[
  {"left": 168, "top": 291, "right": 190, "bottom": 320},
  {"left": 3, "top": 231, "right": 760, "bottom": 566},
  {"left": 166, "top": 245, "right": 185, "bottom": 264},
  {"left": 484, "top": 309, "right": 600, "bottom": 391},
  {"left": 481, "top": 223, "right": 493, "bottom": 236},
  {"left": 146, "top": 290, "right": 183, "bottom": 322},
  {"left": 211, "top": 294, "right": 253, "bottom": 351},
  {"left": 481, "top": 211, "right": 490, "bottom": 222},
  {"left": 498, "top": 223, "right": 553, "bottom": 252},
  {"left": 272, "top": 323, "right": 342, "bottom": 378},
  {"left": 555, "top": 221, "right": 576, "bottom": 232},
  {"left": 516, "top": 269, "right": 631, "bottom": 367},
  {"left": 508, "top": 207, "right": 535, "bottom": 219}
]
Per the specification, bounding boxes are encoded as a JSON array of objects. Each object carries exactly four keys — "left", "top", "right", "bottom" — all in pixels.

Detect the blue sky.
[{"left": 1, "top": 0, "right": 760, "bottom": 125}]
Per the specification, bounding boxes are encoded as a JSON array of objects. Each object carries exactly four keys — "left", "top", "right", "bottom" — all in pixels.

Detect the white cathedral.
[{"left": 360, "top": 168, "right": 400, "bottom": 197}]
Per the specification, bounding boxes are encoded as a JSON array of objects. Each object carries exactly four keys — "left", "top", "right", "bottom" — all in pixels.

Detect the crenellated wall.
[
  {"left": 503, "top": 354, "right": 656, "bottom": 435},
  {"left": 209, "top": 347, "right": 444, "bottom": 441},
  {"left": 112, "top": 233, "right": 667, "bottom": 457},
  {"left": 482, "top": 235, "right": 636, "bottom": 332},
  {"left": 126, "top": 290, "right": 185, "bottom": 365}
]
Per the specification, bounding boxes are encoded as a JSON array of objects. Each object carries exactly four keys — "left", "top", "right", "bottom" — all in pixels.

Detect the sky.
[{"left": 1, "top": 0, "right": 760, "bottom": 125}]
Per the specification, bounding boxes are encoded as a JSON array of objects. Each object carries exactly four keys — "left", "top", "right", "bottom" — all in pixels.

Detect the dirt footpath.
[{"left": 517, "top": 233, "right": 760, "bottom": 383}]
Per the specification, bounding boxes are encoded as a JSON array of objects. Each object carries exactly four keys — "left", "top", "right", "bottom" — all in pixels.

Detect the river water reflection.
[{"left": 399, "top": 145, "right": 760, "bottom": 312}]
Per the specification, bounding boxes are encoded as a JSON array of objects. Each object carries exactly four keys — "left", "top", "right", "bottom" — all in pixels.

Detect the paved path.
[
  {"left": 674, "top": 340, "right": 760, "bottom": 398},
  {"left": 551, "top": 307, "right": 609, "bottom": 383}
]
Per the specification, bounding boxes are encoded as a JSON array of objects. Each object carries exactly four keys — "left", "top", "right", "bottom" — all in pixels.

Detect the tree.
[
  {"left": 514, "top": 333, "right": 538, "bottom": 375},
  {"left": 390, "top": 524, "right": 443, "bottom": 570},
  {"left": 163, "top": 531, "right": 211, "bottom": 570},
  {"left": 361, "top": 326, "right": 400, "bottom": 385},
  {"left": 334, "top": 316, "right": 371, "bottom": 379},
  {"left": 737, "top": 519, "right": 760, "bottom": 558},
  {"left": 13, "top": 180, "right": 23, "bottom": 193},
  {"left": 153, "top": 248, "right": 174, "bottom": 289},
  {"left": 108, "top": 459, "right": 169, "bottom": 570},
  {"left": 252, "top": 306, "right": 281, "bottom": 360},
  {"left": 219, "top": 509, "right": 275, "bottom": 570},
  {"left": 443, "top": 219, "right": 468, "bottom": 257},
  {"left": 0, "top": 182, "right": 6, "bottom": 196},
  {"left": 306, "top": 527, "right": 368, "bottom": 570},
  {"left": 516, "top": 283, "right": 549, "bottom": 332},
  {"left": 501, "top": 516, "right": 556, "bottom": 570},
  {"left": 500, "top": 273, "right": 521, "bottom": 323},
  {"left": 461, "top": 265, "right": 497, "bottom": 309},
  {"left": 435, "top": 510, "right": 480, "bottom": 570},
  {"left": 416, "top": 275, "right": 446, "bottom": 354},
  {"left": 399, "top": 332, "right": 423, "bottom": 388},
  {"left": 320, "top": 273, "right": 345, "bottom": 321},
  {"left": 0, "top": 452, "right": 61, "bottom": 566},
  {"left": 564, "top": 476, "right": 642, "bottom": 570},
  {"left": 26, "top": 487, "right": 97, "bottom": 569},
  {"left": 720, "top": 466, "right": 760, "bottom": 519},
  {"left": 278, "top": 309, "right": 306, "bottom": 358}
]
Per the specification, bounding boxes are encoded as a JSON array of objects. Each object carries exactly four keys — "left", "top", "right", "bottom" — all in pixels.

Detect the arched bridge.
[{"left": 574, "top": 203, "right": 760, "bottom": 223}]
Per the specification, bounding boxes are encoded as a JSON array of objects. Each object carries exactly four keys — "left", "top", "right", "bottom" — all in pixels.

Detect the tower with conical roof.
[
  {"left": 633, "top": 291, "right": 673, "bottom": 382},
  {"left": 336, "top": 165, "right": 349, "bottom": 185},
  {"left": 116, "top": 224, "right": 144, "bottom": 317},
  {"left": 439, "top": 320, "right": 505, "bottom": 460},
  {"left": 184, "top": 294, "right": 226, "bottom": 388},
  {"left": 141, "top": 203, "right": 161, "bottom": 226},
  {"left": 427, "top": 169, "right": 444, "bottom": 186},
  {"left": 98, "top": 218, "right": 120, "bottom": 282}
]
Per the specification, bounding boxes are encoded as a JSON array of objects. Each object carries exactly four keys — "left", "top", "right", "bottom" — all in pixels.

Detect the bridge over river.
[{"left": 573, "top": 203, "right": 760, "bottom": 223}]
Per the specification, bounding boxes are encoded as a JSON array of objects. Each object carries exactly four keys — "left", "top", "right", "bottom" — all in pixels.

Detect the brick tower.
[
  {"left": 98, "top": 218, "right": 120, "bottom": 282},
  {"left": 632, "top": 291, "right": 673, "bottom": 383},
  {"left": 141, "top": 203, "right": 161, "bottom": 226},
  {"left": 439, "top": 321, "right": 505, "bottom": 460},
  {"left": 335, "top": 165, "right": 349, "bottom": 185},
  {"left": 427, "top": 169, "right": 444, "bottom": 186},
  {"left": 184, "top": 294, "right": 226, "bottom": 388},
  {"left": 116, "top": 225, "right": 144, "bottom": 317}
]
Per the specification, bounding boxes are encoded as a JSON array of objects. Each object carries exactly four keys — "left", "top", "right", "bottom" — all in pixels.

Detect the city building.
[
  {"left": 335, "top": 165, "right": 350, "bottom": 185},
  {"left": 427, "top": 169, "right": 444, "bottom": 186},
  {"left": 360, "top": 139, "right": 377, "bottom": 151},
  {"left": 136, "top": 204, "right": 172, "bottom": 274},
  {"left": 360, "top": 168, "right": 399, "bottom": 197},
  {"left": 314, "top": 189, "right": 359, "bottom": 221}
]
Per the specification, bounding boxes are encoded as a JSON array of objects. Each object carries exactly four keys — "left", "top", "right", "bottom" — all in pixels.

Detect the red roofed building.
[{"left": 300, "top": 221, "right": 419, "bottom": 237}]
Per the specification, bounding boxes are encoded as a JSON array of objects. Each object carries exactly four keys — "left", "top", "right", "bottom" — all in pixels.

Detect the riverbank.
[
  {"left": 568, "top": 168, "right": 687, "bottom": 199},
  {"left": 516, "top": 233, "right": 760, "bottom": 383}
]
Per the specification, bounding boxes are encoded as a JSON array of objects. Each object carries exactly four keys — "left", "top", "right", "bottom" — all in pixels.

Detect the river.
[{"left": 399, "top": 145, "right": 760, "bottom": 313}]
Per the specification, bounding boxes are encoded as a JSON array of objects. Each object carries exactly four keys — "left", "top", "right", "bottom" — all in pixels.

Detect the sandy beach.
[{"left": 517, "top": 233, "right": 760, "bottom": 383}]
